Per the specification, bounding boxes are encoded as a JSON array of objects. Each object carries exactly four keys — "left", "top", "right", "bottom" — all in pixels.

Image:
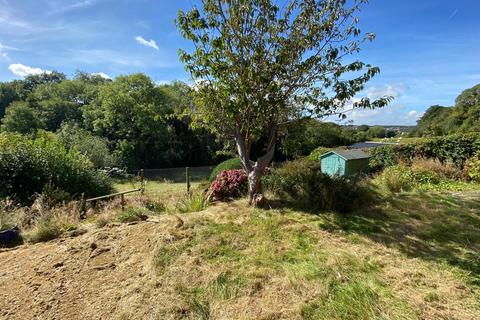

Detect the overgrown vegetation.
[
  {"left": 0, "top": 132, "right": 112, "bottom": 204},
  {"left": 264, "top": 158, "right": 376, "bottom": 213},
  {"left": 150, "top": 193, "right": 480, "bottom": 319},
  {"left": 369, "top": 133, "right": 480, "bottom": 170}
]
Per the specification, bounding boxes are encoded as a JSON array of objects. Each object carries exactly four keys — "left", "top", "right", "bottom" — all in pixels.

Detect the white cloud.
[
  {"left": 8, "top": 63, "right": 51, "bottom": 77},
  {"left": 449, "top": 9, "right": 458, "bottom": 19},
  {"left": 366, "top": 83, "right": 409, "bottom": 100},
  {"left": 91, "top": 72, "right": 111, "bottom": 79},
  {"left": 135, "top": 36, "right": 159, "bottom": 50},
  {"left": 407, "top": 110, "right": 418, "bottom": 117},
  {"left": 49, "top": 0, "right": 95, "bottom": 15},
  {"left": 155, "top": 80, "right": 171, "bottom": 86},
  {"left": 0, "top": 42, "right": 20, "bottom": 61}
]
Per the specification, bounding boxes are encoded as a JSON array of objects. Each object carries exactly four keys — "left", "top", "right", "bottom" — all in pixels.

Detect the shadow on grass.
[{"left": 313, "top": 192, "right": 480, "bottom": 284}]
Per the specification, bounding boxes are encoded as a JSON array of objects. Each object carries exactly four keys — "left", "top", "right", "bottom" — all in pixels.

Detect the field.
[{"left": 1, "top": 182, "right": 479, "bottom": 320}]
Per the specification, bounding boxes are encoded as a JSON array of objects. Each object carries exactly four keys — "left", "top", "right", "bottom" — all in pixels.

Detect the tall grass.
[{"left": 176, "top": 191, "right": 209, "bottom": 213}]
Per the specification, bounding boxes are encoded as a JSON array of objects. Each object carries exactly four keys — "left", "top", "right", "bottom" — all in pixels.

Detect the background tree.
[
  {"left": 177, "top": 0, "right": 390, "bottom": 204},
  {"left": 1, "top": 101, "right": 43, "bottom": 134},
  {"left": 366, "top": 125, "right": 386, "bottom": 139}
]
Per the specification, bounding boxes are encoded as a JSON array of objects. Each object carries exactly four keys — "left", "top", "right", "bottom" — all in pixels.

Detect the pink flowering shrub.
[{"left": 208, "top": 169, "right": 248, "bottom": 201}]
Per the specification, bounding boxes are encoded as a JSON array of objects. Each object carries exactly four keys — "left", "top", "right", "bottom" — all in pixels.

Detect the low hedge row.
[{"left": 370, "top": 133, "right": 480, "bottom": 170}]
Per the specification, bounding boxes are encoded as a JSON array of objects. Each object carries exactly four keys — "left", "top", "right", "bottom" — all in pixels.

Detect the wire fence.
[{"left": 127, "top": 166, "right": 214, "bottom": 183}]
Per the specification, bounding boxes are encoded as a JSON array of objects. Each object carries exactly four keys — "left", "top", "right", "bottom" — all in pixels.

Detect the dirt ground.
[{"left": 0, "top": 217, "right": 178, "bottom": 320}]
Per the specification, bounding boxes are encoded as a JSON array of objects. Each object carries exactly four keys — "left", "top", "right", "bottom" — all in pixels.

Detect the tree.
[
  {"left": 1, "top": 102, "right": 43, "bottom": 134},
  {"left": 83, "top": 74, "right": 174, "bottom": 168},
  {"left": 280, "top": 119, "right": 353, "bottom": 158},
  {"left": 177, "top": 0, "right": 390, "bottom": 204},
  {"left": 0, "top": 82, "right": 19, "bottom": 118},
  {"left": 366, "top": 125, "right": 386, "bottom": 139}
]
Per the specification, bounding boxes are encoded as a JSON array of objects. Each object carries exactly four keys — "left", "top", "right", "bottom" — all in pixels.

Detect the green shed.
[{"left": 320, "top": 149, "right": 370, "bottom": 177}]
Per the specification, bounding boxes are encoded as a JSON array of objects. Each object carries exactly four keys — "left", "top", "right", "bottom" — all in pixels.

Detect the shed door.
[{"left": 322, "top": 155, "right": 345, "bottom": 176}]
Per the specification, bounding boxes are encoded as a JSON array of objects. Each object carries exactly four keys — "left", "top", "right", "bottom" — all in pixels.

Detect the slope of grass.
[{"left": 150, "top": 192, "right": 480, "bottom": 319}]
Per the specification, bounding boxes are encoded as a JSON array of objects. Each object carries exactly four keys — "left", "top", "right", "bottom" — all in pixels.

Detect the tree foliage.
[{"left": 414, "top": 83, "right": 480, "bottom": 137}]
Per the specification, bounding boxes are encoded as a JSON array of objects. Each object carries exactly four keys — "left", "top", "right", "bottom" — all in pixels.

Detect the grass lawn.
[
  {"left": 371, "top": 137, "right": 428, "bottom": 144},
  {"left": 139, "top": 187, "right": 480, "bottom": 319}
]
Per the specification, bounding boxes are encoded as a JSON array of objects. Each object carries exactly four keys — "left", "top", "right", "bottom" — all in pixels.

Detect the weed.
[
  {"left": 28, "top": 215, "right": 62, "bottom": 243},
  {"left": 176, "top": 191, "right": 209, "bottom": 213},
  {"left": 115, "top": 207, "right": 148, "bottom": 223}
]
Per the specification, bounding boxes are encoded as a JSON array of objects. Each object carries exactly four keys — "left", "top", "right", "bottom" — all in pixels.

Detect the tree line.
[
  {"left": 413, "top": 83, "right": 480, "bottom": 137},
  {"left": 0, "top": 71, "right": 392, "bottom": 170},
  {"left": 0, "top": 72, "right": 222, "bottom": 169}
]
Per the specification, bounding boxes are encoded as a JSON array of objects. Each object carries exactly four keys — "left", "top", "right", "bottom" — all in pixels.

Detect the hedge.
[{"left": 369, "top": 133, "right": 480, "bottom": 170}]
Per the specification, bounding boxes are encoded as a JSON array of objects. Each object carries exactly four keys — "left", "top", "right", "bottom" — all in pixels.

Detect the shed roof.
[{"left": 320, "top": 149, "right": 370, "bottom": 160}]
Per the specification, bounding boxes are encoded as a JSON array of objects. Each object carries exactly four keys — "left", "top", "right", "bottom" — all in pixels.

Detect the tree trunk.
[
  {"left": 247, "top": 167, "right": 265, "bottom": 206},
  {"left": 234, "top": 126, "right": 276, "bottom": 206}
]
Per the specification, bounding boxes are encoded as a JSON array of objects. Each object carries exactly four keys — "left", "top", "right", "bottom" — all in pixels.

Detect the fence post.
[
  {"left": 121, "top": 193, "right": 125, "bottom": 211},
  {"left": 186, "top": 167, "right": 191, "bottom": 195},
  {"left": 140, "top": 169, "right": 145, "bottom": 194}
]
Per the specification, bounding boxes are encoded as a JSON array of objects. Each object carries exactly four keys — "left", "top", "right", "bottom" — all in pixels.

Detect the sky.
[{"left": 0, "top": 0, "right": 479, "bottom": 125}]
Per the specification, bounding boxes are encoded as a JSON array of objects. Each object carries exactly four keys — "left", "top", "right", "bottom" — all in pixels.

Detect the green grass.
[
  {"left": 115, "top": 207, "right": 148, "bottom": 223},
  {"left": 176, "top": 191, "right": 209, "bottom": 213},
  {"left": 150, "top": 190, "right": 480, "bottom": 319}
]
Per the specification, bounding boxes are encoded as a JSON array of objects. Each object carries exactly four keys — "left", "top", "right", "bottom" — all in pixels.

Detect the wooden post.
[
  {"left": 121, "top": 194, "right": 125, "bottom": 211},
  {"left": 140, "top": 169, "right": 145, "bottom": 194},
  {"left": 186, "top": 167, "right": 191, "bottom": 195}
]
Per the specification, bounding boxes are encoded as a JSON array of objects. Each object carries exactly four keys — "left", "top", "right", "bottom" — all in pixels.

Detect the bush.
[
  {"left": 369, "top": 146, "right": 398, "bottom": 170},
  {"left": 374, "top": 165, "right": 416, "bottom": 193},
  {"left": 374, "top": 160, "right": 465, "bottom": 193},
  {"left": 208, "top": 169, "right": 248, "bottom": 201},
  {"left": 263, "top": 158, "right": 375, "bottom": 213},
  {"left": 411, "top": 158, "right": 464, "bottom": 180},
  {"left": 0, "top": 132, "right": 113, "bottom": 205},
  {"left": 208, "top": 158, "right": 243, "bottom": 182},
  {"left": 367, "top": 133, "right": 480, "bottom": 171},
  {"left": 57, "top": 122, "right": 118, "bottom": 168},
  {"left": 307, "top": 147, "right": 333, "bottom": 162},
  {"left": 465, "top": 156, "right": 480, "bottom": 182}
]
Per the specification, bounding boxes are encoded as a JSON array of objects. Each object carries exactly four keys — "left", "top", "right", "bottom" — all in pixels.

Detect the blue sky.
[{"left": 0, "top": 0, "right": 479, "bottom": 125}]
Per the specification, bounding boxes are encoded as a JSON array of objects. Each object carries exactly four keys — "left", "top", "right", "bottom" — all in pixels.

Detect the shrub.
[
  {"left": 57, "top": 122, "right": 118, "bottom": 168},
  {"left": 263, "top": 158, "right": 375, "bottom": 213},
  {"left": 411, "top": 158, "right": 464, "bottom": 180},
  {"left": 374, "top": 165, "right": 416, "bottom": 193},
  {"left": 374, "top": 161, "right": 464, "bottom": 193},
  {"left": 0, "top": 132, "right": 113, "bottom": 204},
  {"left": 465, "top": 156, "right": 480, "bottom": 182},
  {"left": 208, "top": 158, "right": 243, "bottom": 182},
  {"left": 176, "top": 191, "right": 209, "bottom": 213},
  {"left": 208, "top": 169, "right": 248, "bottom": 201},
  {"left": 369, "top": 133, "right": 480, "bottom": 171},
  {"left": 307, "top": 147, "right": 333, "bottom": 162},
  {"left": 369, "top": 145, "right": 398, "bottom": 170}
]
